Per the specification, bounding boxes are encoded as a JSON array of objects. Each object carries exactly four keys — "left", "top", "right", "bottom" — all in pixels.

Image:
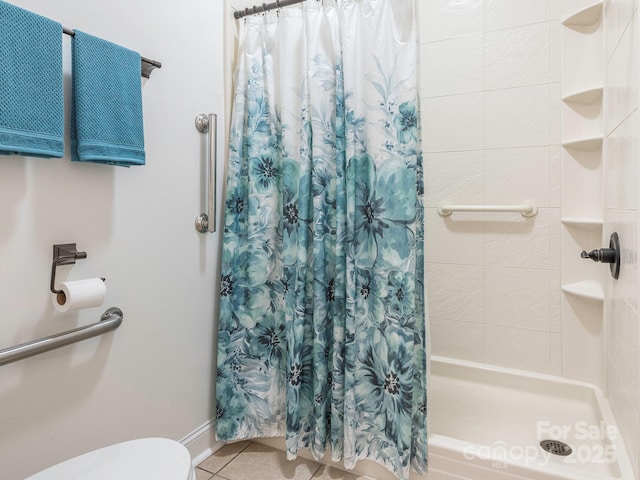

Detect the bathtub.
[
  {"left": 425, "top": 356, "right": 635, "bottom": 480},
  {"left": 256, "top": 356, "right": 635, "bottom": 480}
]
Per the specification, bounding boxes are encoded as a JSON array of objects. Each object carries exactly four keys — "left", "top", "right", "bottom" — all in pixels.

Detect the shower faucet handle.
[
  {"left": 580, "top": 232, "right": 621, "bottom": 280},
  {"left": 581, "top": 248, "right": 616, "bottom": 264}
]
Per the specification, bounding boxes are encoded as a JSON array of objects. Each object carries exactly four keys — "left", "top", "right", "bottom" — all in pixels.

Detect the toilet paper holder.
[{"left": 50, "top": 243, "right": 105, "bottom": 295}]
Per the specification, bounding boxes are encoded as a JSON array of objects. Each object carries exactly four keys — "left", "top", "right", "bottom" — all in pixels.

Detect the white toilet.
[{"left": 25, "top": 438, "right": 195, "bottom": 480}]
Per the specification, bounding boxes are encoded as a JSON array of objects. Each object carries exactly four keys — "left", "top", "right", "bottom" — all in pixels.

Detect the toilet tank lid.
[{"left": 26, "top": 437, "right": 193, "bottom": 480}]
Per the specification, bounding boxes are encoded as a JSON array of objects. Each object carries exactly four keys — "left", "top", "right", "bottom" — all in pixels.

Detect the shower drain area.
[{"left": 539, "top": 439, "right": 573, "bottom": 456}]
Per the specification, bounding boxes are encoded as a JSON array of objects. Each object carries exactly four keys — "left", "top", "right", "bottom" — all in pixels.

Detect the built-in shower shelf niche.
[
  {"left": 561, "top": 221, "right": 604, "bottom": 286},
  {"left": 561, "top": 148, "right": 603, "bottom": 230},
  {"left": 559, "top": 0, "right": 605, "bottom": 387},
  {"left": 562, "top": 86, "right": 603, "bottom": 104},
  {"left": 562, "top": 103, "right": 603, "bottom": 145},
  {"left": 561, "top": 1, "right": 603, "bottom": 100},
  {"left": 561, "top": 281, "right": 604, "bottom": 301},
  {"left": 562, "top": 136, "right": 603, "bottom": 152},
  {"left": 561, "top": 217, "right": 604, "bottom": 230},
  {"left": 561, "top": 1, "right": 603, "bottom": 27}
]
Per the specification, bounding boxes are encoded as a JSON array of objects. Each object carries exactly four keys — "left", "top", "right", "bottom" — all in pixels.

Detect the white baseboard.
[{"left": 179, "top": 419, "right": 224, "bottom": 467}]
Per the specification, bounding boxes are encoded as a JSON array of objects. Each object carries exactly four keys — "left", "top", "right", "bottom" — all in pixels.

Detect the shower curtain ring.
[
  {"left": 253, "top": 5, "right": 257, "bottom": 14},
  {"left": 245, "top": 7, "right": 250, "bottom": 17},
  {"left": 263, "top": 3, "right": 267, "bottom": 14}
]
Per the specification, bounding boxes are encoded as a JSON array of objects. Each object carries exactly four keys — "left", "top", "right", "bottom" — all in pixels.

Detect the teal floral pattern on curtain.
[{"left": 216, "top": 2, "right": 426, "bottom": 479}]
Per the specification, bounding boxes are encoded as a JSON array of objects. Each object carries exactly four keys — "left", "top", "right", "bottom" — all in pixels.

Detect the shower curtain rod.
[
  {"left": 62, "top": 27, "right": 162, "bottom": 78},
  {"left": 234, "top": 0, "right": 306, "bottom": 19}
]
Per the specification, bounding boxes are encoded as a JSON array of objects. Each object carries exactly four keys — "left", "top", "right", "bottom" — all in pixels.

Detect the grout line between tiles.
[
  {"left": 309, "top": 461, "right": 323, "bottom": 479},
  {"left": 197, "top": 466, "right": 216, "bottom": 475},
  {"left": 195, "top": 467, "right": 213, "bottom": 479},
  {"left": 198, "top": 441, "right": 254, "bottom": 475}
]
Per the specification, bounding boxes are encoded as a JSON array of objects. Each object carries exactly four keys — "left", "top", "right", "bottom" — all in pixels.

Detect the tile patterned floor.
[{"left": 196, "top": 441, "right": 374, "bottom": 480}]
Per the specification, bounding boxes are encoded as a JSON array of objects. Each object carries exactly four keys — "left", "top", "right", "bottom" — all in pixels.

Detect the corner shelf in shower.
[
  {"left": 561, "top": 217, "right": 603, "bottom": 230},
  {"left": 562, "top": 86, "right": 603, "bottom": 105},
  {"left": 561, "top": 1, "right": 603, "bottom": 27},
  {"left": 561, "top": 281, "right": 604, "bottom": 302},
  {"left": 562, "top": 135, "right": 603, "bottom": 152}
]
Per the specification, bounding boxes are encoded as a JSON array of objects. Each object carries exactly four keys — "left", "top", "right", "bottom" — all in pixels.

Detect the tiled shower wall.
[
  {"left": 420, "top": 0, "right": 563, "bottom": 374},
  {"left": 603, "top": 0, "right": 640, "bottom": 476}
]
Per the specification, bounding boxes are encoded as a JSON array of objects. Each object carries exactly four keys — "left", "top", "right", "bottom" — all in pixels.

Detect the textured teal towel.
[
  {"left": 71, "top": 31, "right": 145, "bottom": 167},
  {"left": 0, "top": 1, "right": 64, "bottom": 158}
]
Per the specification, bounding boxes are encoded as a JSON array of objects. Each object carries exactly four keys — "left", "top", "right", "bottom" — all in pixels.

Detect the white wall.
[
  {"left": 603, "top": 0, "right": 640, "bottom": 477},
  {"left": 420, "top": 0, "right": 562, "bottom": 375},
  {"left": 0, "top": 1, "right": 225, "bottom": 478}
]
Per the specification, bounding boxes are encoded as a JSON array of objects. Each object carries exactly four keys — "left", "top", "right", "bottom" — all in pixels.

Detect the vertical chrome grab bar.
[
  {"left": 0, "top": 307, "right": 123, "bottom": 367},
  {"left": 195, "top": 113, "right": 217, "bottom": 233}
]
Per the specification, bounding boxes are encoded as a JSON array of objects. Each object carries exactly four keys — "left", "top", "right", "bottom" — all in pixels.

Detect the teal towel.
[
  {"left": 0, "top": 1, "right": 64, "bottom": 158},
  {"left": 71, "top": 31, "right": 145, "bottom": 167}
]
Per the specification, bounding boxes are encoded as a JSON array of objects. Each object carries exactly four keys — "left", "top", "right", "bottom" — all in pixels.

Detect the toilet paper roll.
[{"left": 52, "top": 278, "right": 107, "bottom": 313}]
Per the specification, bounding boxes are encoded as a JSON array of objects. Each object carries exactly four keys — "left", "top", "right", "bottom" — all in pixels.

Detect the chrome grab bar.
[
  {"left": 437, "top": 202, "right": 538, "bottom": 218},
  {"left": 0, "top": 307, "right": 123, "bottom": 367},
  {"left": 195, "top": 113, "right": 217, "bottom": 234}
]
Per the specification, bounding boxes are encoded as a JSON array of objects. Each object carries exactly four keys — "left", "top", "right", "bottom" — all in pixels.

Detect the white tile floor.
[{"left": 196, "top": 441, "right": 374, "bottom": 480}]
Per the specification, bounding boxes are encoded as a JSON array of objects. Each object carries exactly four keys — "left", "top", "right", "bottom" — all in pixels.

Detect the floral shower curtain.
[{"left": 215, "top": 1, "right": 426, "bottom": 478}]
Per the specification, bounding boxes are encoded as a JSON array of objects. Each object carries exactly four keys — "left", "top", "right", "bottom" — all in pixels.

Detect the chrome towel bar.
[
  {"left": 437, "top": 202, "right": 538, "bottom": 217},
  {"left": 0, "top": 307, "right": 123, "bottom": 367},
  {"left": 62, "top": 28, "right": 161, "bottom": 78}
]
